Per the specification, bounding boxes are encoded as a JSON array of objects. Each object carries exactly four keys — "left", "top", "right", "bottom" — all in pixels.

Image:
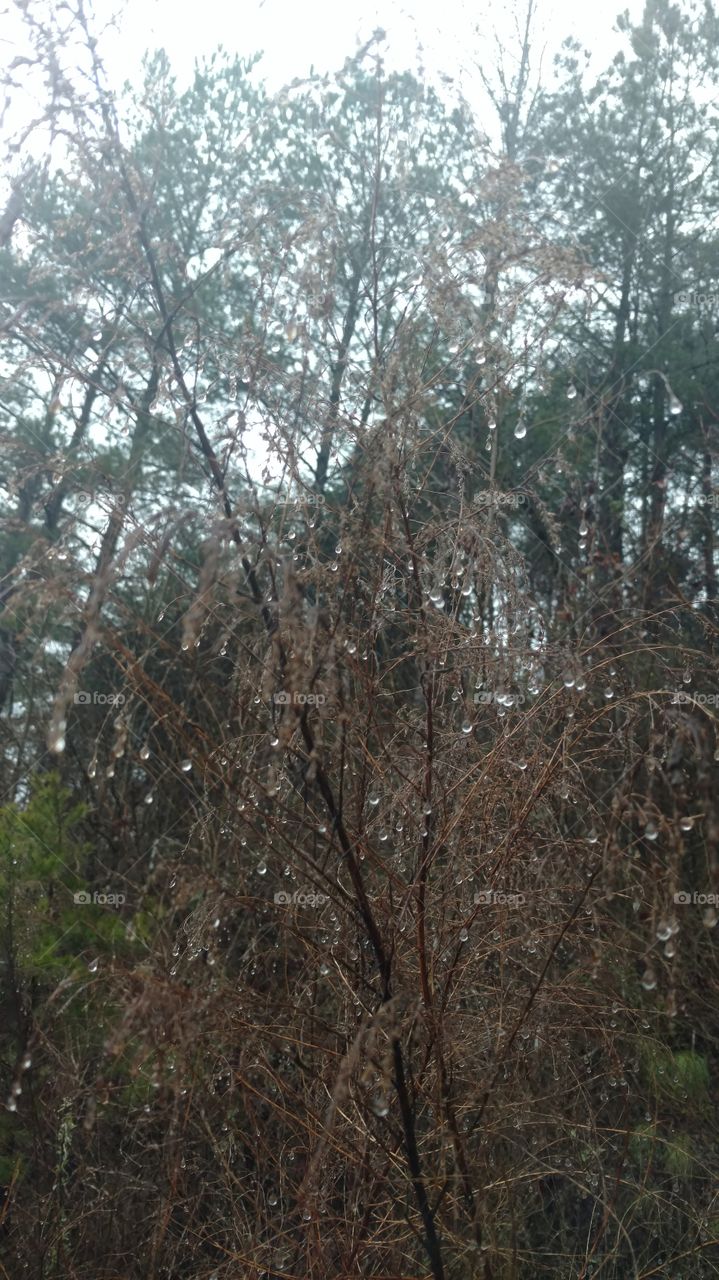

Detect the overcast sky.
[{"left": 98, "top": 0, "right": 645, "bottom": 97}]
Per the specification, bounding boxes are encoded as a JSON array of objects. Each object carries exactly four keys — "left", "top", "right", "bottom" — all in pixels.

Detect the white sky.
[{"left": 97, "top": 0, "right": 644, "bottom": 97}]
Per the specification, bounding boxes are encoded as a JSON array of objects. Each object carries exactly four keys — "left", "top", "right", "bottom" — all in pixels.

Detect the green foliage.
[
  {"left": 663, "top": 1133, "right": 696, "bottom": 1178},
  {"left": 0, "top": 773, "right": 128, "bottom": 979},
  {"left": 640, "top": 1044, "right": 711, "bottom": 1108}
]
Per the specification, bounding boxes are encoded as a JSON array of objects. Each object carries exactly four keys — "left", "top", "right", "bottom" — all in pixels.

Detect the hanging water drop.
[
  {"left": 514, "top": 418, "right": 527, "bottom": 440},
  {"left": 88, "top": 958, "right": 99, "bottom": 973},
  {"left": 641, "top": 966, "right": 657, "bottom": 991}
]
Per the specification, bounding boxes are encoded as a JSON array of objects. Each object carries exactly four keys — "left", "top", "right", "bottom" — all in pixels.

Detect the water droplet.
[
  {"left": 656, "top": 919, "right": 672, "bottom": 942},
  {"left": 587, "top": 828, "right": 599, "bottom": 844},
  {"left": 139, "top": 744, "right": 150, "bottom": 760},
  {"left": 21, "top": 1054, "right": 31, "bottom": 1069},
  {"left": 644, "top": 821, "right": 658, "bottom": 841},
  {"left": 641, "top": 967, "right": 657, "bottom": 991},
  {"left": 370, "top": 1093, "right": 389, "bottom": 1117},
  {"left": 268, "top": 1193, "right": 278, "bottom": 1207},
  {"left": 270, "top": 736, "right": 279, "bottom": 748},
  {"left": 603, "top": 687, "right": 614, "bottom": 700},
  {"left": 257, "top": 862, "right": 267, "bottom": 876},
  {"left": 461, "top": 719, "right": 473, "bottom": 735},
  {"left": 679, "top": 816, "right": 694, "bottom": 832},
  {"left": 368, "top": 792, "right": 380, "bottom": 807},
  {"left": 567, "top": 382, "right": 577, "bottom": 400},
  {"left": 562, "top": 670, "right": 575, "bottom": 688},
  {"left": 180, "top": 759, "right": 192, "bottom": 772},
  {"left": 702, "top": 906, "right": 718, "bottom": 929},
  {"left": 682, "top": 667, "right": 692, "bottom": 683},
  {"left": 668, "top": 393, "right": 682, "bottom": 416},
  {"left": 88, "top": 958, "right": 99, "bottom": 973},
  {"left": 87, "top": 762, "right": 96, "bottom": 779},
  {"left": 517, "top": 759, "right": 528, "bottom": 771},
  {"left": 664, "top": 939, "right": 676, "bottom": 958},
  {"left": 144, "top": 792, "right": 154, "bottom": 805},
  {"left": 514, "top": 418, "right": 527, "bottom": 440},
  {"left": 459, "top": 927, "right": 469, "bottom": 943}
]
